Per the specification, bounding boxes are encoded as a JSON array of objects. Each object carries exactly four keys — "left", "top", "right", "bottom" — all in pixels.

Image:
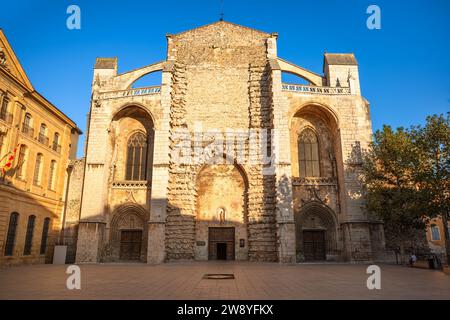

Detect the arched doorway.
[
  {"left": 295, "top": 202, "right": 338, "bottom": 261},
  {"left": 109, "top": 203, "right": 148, "bottom": 262},
  {"left": 289, "top": 103, "right": 342, "bottom": 262},
  {"left": 195, "top": 162, "right": 248, "bottom": 261}
]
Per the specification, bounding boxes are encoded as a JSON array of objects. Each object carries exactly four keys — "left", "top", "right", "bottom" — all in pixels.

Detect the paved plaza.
[{"left": 0, "top": 262, "right": 449, "bottom": 300}]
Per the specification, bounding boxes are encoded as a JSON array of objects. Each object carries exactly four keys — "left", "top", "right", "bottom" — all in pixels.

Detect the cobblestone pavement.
[{"left": 0, "top": 262, "right": 449, "bottom": 300}]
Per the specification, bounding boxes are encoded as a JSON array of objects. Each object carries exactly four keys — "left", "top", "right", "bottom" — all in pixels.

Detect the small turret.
[
  {"left": 93, "top": 58, "right": 117, "bottom": 91},
  {"left": 323, "top": 53, "right": 360, "bottom": 95}
]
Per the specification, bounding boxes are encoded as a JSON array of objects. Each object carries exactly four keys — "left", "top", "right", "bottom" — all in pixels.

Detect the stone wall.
[
  {"left": 64, "top": 158, "right": 85, "bottom": 263},
  {"left": 164, "top": 22, "right": 278, "bottom": 261},
  {"left": 74, "top": 21, "right": 385, "bottom": 264},
  {"left": 195, "top": 164, "right": 248, "bottom": 260}
]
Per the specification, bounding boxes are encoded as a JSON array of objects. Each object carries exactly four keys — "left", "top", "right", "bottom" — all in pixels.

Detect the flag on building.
[{"left": 0, "top": 144, "right": 19, "bottom": 176}]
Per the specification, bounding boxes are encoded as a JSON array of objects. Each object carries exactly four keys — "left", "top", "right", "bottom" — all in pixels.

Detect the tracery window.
[
  {"left": 298, "top": 128, "right": 320, "bottom": 177},
  {"left": 125, "top": 132, "right": 147, "bottom": 181}
]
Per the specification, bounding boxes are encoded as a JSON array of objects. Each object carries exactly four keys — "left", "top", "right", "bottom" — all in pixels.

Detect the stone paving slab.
[{"left": 0, "top": 262, "right": 449, "bottom": 300}]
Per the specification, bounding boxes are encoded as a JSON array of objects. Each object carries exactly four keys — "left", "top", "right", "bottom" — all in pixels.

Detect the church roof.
[
  {"left": 324, "top": 53, "right": 358, "bottom": 66},
  {"left": 170, "top": 20, "right": 272, "bottom": 37},
  {"left": 94, "top": 57, "right": 117, "bottom": 69}
]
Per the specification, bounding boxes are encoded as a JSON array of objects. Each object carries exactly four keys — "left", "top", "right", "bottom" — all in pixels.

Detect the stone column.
[
  {"left": 337, "top": 97, "right": 376, "bottom": 262},
  {"left": 270, "top": 56, "right": 296, "bottom": 263},
  {"left": 147, "top": 62, "right": 172, "bottom": 264},
  {"left": 75, "top": 98, "right": 110, "bottom": 263},
  {"left": 75, "top": 59, "right": 117, "bottom": 263}
]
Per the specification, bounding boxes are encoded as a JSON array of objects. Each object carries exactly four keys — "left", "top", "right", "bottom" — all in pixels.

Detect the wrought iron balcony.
[
  {"left": 38, "top": 133, "right": 49, "bottom": 146},
  {"left": 21, "top": 125, "right": 34, "bottom": 138},
  {"left": 0, "top": 111, "right": 13, "bottom": 124},
  {"left": 51, "top": 142, "right": 62, "bottom": 153}
]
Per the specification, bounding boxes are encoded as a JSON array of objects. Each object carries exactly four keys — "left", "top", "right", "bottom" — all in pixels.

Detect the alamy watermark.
[
  {"left": 366, "top": 265, "right": 381, "bottom": 290},
  {"left": 66, "top": 265, "right": 81, "bottom": 290},
  {"left": 170, "top": 125, "right": 278, "bottom": 175},
  {"left": 366, "top": 5, "right": 381, "bottom": 30},
  {"left": 66, "top": 5, "right": 81, "bottom": 30}
]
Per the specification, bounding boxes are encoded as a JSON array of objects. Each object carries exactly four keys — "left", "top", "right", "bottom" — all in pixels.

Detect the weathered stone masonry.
[{"left": 73, "top": 21, "right": 385, "bottom": 264}]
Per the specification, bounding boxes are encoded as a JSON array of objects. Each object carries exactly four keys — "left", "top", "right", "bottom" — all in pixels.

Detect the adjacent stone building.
[
  {"left": 74, "top": 21, "right": 385, "bottom": 264},
  {"left": 0, "top": 29, "right": 81, "bottom": 265},
  {"left": 427, "top": 217, "right": 450, "bottom": 261}
]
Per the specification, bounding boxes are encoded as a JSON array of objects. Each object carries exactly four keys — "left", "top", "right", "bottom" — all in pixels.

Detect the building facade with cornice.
[
  {"left": 0, "top": 30, "right": 81, "bottom": 265},
  {"left": 73, "top": 21, "right": 385, "bottom": 264}
]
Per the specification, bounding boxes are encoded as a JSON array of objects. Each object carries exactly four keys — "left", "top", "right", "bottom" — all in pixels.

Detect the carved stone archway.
[
  {"left": 294, "top": 201, "right": 338, "bottom": 261},
  {"left": 108, "top": 203, "right": 149, "bottom": 262}
]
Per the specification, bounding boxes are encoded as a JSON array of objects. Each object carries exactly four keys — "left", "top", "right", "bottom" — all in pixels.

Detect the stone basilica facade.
[{"left": 72, "top": 21, "right": 385, "bottom": 264}]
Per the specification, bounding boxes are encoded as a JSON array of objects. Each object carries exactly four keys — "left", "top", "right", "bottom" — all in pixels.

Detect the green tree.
[
  {"left": 412, "top": 113, "right": 450, "bottom": 265},
  {"left": 363, "top": 126, "right": 429, "bottom": 262}
]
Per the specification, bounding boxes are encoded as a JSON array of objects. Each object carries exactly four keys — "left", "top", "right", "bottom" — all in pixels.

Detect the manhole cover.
[{"left": 203, "top": 273, "right": 235, "bottom": 280}]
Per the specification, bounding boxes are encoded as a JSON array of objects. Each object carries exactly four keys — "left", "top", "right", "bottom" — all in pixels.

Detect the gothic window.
[
  {"left": 40, "top": 218, "right": 50, "bottom": 255},
  {"left": 298, "top": 128, "right": 320, "bottom": 177},
  {"left": 23, "top": 215, "right": 36, "bottom": 255},
  {"left": 125, "top": 132, "right": 147, "bottom": 181},
  {"left": 48, "top": 160, "right": 57, "bottom": 190},
  {"left": 16, "top": 144, "right": 28, "bottom": 179},
  {"left": 4, "top": 212, "right": 19, "bottom": 256},
  {"left": 33, "top": 153, "right": 43, "bottom": 186}
]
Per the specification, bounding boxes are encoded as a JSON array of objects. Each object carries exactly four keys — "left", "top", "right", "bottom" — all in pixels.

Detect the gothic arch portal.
[
  {"left": 109, "top": 203, "right": 149, "bottom": 262},
  {"left": 294, "top": 201, "right": 339, "bottom": 261}
]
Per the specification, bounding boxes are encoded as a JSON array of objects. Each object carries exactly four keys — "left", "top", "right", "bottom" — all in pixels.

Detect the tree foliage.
[
  {"left": 412, "top": 113, "right": 450, "bottom": 263},
  {"left": 363, "top": 126, "right": 429, "bottom": 255},
  {"left": 363, "top": 113, "right": 450, "bottom": 262}
]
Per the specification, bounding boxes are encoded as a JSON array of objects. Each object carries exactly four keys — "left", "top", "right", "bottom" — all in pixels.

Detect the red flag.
[{"left": 1, "top": 144, "right": 19, "bottom": 175}]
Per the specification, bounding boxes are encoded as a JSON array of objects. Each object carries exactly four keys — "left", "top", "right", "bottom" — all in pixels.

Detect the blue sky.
[{"left": 1, "top": 0, "right": 449, "bottom": 157}]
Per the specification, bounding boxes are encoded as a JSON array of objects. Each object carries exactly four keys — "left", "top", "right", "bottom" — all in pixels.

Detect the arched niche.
[
  {"left": 289, "top": 103, "right": 340, "bottom": 178},
  {"left": 194, "top": 161, "right": 249, "bottom": 261},
  {"left": 110, "top": 104, "right": 155, "bottom": 182}
]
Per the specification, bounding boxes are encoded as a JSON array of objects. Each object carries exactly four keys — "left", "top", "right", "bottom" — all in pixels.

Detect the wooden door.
[
  {"left": 208, "top": 227, "right": 235, "bottom": 260},
  {"left": 120, "top": 230, "right": 142, "bottom": 260},
  {"left": 303, "top": 230, "right": 326, "bottom": 261}
]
